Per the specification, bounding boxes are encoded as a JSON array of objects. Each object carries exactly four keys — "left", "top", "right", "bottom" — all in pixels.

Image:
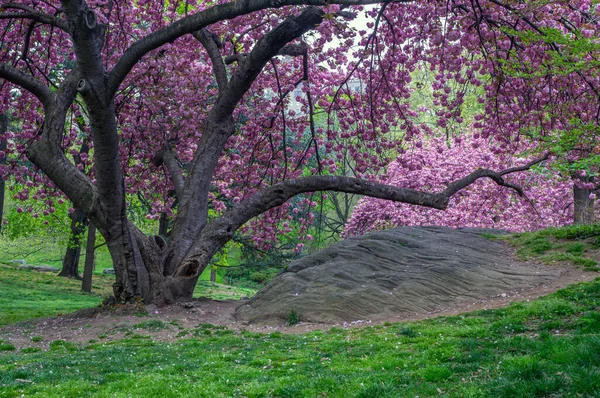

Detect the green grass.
[
  {"left": 0, "top": 235, "right": 114, "bottom": 274},
  {"left": 507, "top": 223, "right": 600, "bottom": 270},
  {"left": 193, "top": 281, "right": 255, "bottom": 300},
  {"left": 0, "top": 263, "right": 254, "bottom": 327},
  {"left": 1, "top": 224, "right": 600, "bottom": 397},
  {"left": 1, "top": 278, "right": 600, "bottom": 397},
  {"left": 0, "top": 263, "right": 112, "bottom": 327}
]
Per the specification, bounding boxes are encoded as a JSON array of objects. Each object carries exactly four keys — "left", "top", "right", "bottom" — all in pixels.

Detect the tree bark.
[
  {"left": 573, "top": 183, "right": 595, "bottom": 224},
  {"left": 159, "top": 212, "right": 169, "bottom": 238},
  {"left": 58, "top": 208, "right": 87, "bottom": 279},
  {"left": 82, "top": 222, "right": 96, "bottom": 293}
]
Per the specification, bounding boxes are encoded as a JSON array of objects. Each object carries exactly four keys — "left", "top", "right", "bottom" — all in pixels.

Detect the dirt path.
[{"left": 0, "top": 261, "right": 596, "bottom": 351}]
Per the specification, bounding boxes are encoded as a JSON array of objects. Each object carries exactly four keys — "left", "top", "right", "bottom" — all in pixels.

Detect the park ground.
[{"left": 1, "top": 225, "right": 600, "bottom": 397}]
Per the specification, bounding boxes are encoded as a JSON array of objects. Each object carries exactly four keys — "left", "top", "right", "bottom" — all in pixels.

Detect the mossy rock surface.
[{"left": 235, "top": 226, "right": 560, "bottom": 325}]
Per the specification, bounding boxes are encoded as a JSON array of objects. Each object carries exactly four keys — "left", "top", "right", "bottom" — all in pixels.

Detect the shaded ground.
[{"left": 0, "top": 227, "right": 597, "bottom": 350}]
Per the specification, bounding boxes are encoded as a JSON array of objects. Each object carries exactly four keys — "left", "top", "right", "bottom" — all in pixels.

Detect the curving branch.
[
  {"left": 175, "top": 155, "right": 549, "bottom": 277},
  {"left": 0, "top": 63, "right": 54, "bottom": 109},
  {"left": 442, "top": 153, "right": 550, "bottom": 197},
  {"left": 192, "top": 29, "right": 228, "bottom": 92},
  {"left": 153, "top": 146, "right": 185, "bottom": 199},
  {"left": 0, "top": 3, "right": 69, "bottom": 31},
  {"left": 223, "top": 53, "right": 246, "bottom": 65}
]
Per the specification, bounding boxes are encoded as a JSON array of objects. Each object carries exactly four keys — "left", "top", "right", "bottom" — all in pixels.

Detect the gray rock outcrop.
[
  {"left": 18, "top": 264, "right": 61, "bottom": 272},
  {"left": 235, "top": 226, "right": 560, "bottom": 325}
]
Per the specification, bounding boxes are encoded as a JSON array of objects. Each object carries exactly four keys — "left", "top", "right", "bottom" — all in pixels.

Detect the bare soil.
[{"left": 0, "top": 261, "right": 596, "bottom": 351}]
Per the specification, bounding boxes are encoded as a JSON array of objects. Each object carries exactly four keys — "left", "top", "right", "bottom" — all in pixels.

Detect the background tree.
[
  {"left": 0, "top": 113, "right": 7, "bottom": 231},
  {"left": 345, "top": 134, "right": 578, "bottom": 237},
  {"left": 1, "top": 0, "right": 598, "bottom": 305}
]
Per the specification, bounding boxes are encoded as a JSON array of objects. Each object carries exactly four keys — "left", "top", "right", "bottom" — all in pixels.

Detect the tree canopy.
[{"left": 0, "top": 0, "right": 598, "bottom": 304}]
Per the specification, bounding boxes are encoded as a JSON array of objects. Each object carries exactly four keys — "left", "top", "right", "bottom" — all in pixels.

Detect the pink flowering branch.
[{"left": 107, "top": 0, "right": 412, "bottom": 96}]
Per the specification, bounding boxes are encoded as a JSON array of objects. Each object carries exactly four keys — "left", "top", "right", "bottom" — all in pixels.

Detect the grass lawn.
[
  {"left": 0, "top": 263, "right": 112, "bottom": 327},
  {"left": 0, "top": 278, "right": 599, "bottom": 397},
  {"left": 1, "top": 224, "right": 600, "bottom": 397}
]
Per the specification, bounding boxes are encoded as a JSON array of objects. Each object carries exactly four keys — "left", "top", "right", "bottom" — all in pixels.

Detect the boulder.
[
  {"left": 235, "top": 226, "right": 560, "bottom": 325},
  {"left": 103, "top": 268, "right": 116, "bottom": 275},
  {"left": 18, "top": 264, "right": 60, "bottom": 272}
]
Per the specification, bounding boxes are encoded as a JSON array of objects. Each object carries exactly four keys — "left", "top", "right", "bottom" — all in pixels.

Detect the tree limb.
[
  {"left": 223, "top": 53, "right": 246, "bottom": 65},
  {"left": 0, "top": 3, "right": 69, "bottom": 31},
  {"left": 153, "top": 146, "right": 185, "bottom": 199},
  {"left": 192, "top": 29, "right": 228, "bottom": 92},
  {"left": 0, "top": 63, "right": 54, "bottom": 109},
  {"left": 442, "top": 153, "right": 549, "bottom": 197},
  {"left": 175, "top": 157, "right": 549, "bottom": 277}
]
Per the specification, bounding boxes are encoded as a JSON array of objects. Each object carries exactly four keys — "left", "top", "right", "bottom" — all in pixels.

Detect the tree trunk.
[
  {"left": 573, "top": 183, "right": 595, "bottom": 225},
  {"left": 210, "top": 266, "right": 217, "bottom": 282},
  {"left": 0, "top": 114, "right": 7, "bottom": 232},
  {"left": 159, "top": 212, "right": 169, "bottom": 238},
  {"left": 58, "top": 208, "right": 86, "bottom": 279},
  {"left": 82, "top": 222, "right": 96, "bottom": 293}
]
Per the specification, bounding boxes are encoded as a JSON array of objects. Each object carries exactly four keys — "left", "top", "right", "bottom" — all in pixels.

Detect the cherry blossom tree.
[
  {"left": 1, "top": 0, "right": 598, "bottom": 305},
  {"left": 344, "top": 134, "right": 581, "bottom": 237}
]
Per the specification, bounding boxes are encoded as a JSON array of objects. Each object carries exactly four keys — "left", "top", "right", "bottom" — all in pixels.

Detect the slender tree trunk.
[
  {"left": 159, "top": 212, "right": 169, "bottom": 238},
  {"left": 210, "top": 266, "right": 217, "bottom": 282},
  {"left": 0, "top": 114, "right": 7, "bottom": 232},
  {"left": 573, "top": 183, "right": 595, "bottom": 224},
  {"left": 82, "top": 222, "right": 96, "bottom": 293},
  {"left": 58, "top": 208, "right": 86, "bottom": 279}
]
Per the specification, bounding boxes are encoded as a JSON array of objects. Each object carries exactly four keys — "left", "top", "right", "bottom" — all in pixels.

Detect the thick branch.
[
  {"left": 221, "top": 176, "right": 448, "bottom": 233},
  {"left": 192, "top": 29, "right": 228, "bottom": 92},
  {"left": 0, "top": 63, "right": 54, "bottom": 109},
  {"left": 223, "top": 53, "right": 246, "bottom": 65},
  {"left": 175, "top": 158, "right": 548, "bottom": 277}
]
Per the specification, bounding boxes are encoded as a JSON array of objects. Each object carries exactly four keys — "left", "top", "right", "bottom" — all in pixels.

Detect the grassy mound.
[{"left": 506, "top": 223, "right": 600, "bottom": 271}]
